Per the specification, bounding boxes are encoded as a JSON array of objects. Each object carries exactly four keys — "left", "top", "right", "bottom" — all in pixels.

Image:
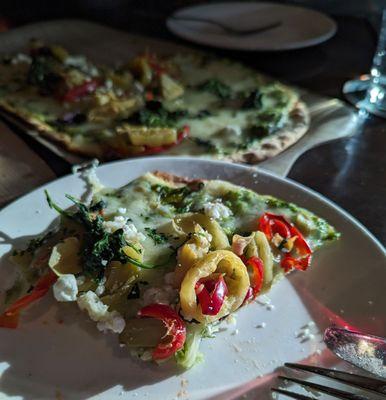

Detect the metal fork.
[
  {"left": 271, "top": 363, "right": 386, "bottom": 399},
  {"left": 170, "top": 15, "right": 282, "bottom": 36}
]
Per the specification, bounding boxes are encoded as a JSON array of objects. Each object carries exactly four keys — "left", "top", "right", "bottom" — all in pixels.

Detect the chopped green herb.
[
  {"left": 145, "top": 227, "right": 168, "bottom": 245},
  {"left": 242, "top": 89, "right": 262, "bottom": 109},
  {"left": 128, "top": 101, "right": 188, "bottom": 128},
  {"left": 152, "top": 183, "right": 206, "bottom": 214},
  {"left": 199, "top": 79, "right": 232, "bottom": 99}
]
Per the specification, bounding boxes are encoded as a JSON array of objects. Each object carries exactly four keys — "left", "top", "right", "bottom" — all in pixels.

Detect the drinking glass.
[{"left": 343, "top": 9, "right": 386, "bottom": 118}]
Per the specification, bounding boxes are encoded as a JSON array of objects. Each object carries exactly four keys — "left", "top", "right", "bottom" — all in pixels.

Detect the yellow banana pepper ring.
[
  {"left": 174, "top": 213, "right": 229, "bottom": 250},
  {"left": 180, "top": 250, "right": 249, "bottom": 323}
]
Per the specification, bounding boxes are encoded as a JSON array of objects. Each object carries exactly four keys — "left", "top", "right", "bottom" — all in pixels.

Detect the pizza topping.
[
  {"left": 195, "top": 274, "right": 228, "bottom": 316},
  {"left": 0, "top": 270, "right": 58, "bottom": 328},
  {"left": 198, "top": 78, "right": 232, "bottom": 100},
  {"left": 137, "top": 304, "right": 186, "bottom": 360},
  {"left": 179, "top": 250, "right": 249, "bottom": 323},
  {"left": 62, "top": 78, "right": 100, "bottom": 102},
  {"left": 203, "top": 201, "right": 232, "bottom": 221},
  {"left": 1, "top": 172, "right": 338, "bottom": 370},
  {"left": 258, "top": 212, "right": 313, "bottom": 272},
  {"left": 159, "top": 73, "right": 184, "bottom": 101},
  {"left": 243, "top": 256, "right": 264, "bottom": 300},
  {"left": 53, "top": 274, "right": 78, "bottom": 302},
  {"left": 77, "top": 290, "right": 126, "bottom": 333},
  {"left": 242, "top": 89, "right": 262, "bottom": 109}
]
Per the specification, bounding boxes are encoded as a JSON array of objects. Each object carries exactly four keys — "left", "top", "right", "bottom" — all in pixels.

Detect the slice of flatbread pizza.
[{"left": 0, "top": 171, "right": 338, "bottom": 369}]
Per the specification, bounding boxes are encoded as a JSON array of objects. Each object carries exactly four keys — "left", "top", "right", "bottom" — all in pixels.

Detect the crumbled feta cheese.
[
  {"left": 73, "top": 160, "right": 104, "bottom": 192},
  {"left": 123, "top": 223, "right": 146, "bottom": 243},
  {"left": 77, "top": 291, "right": 125, "bottom": 333},
  {"left": 78, "top": 291, "right": 109, "bottom": 321},
  {"left": 96, "top": 311, "right": 125, "bottom": 334},
  {"left": 53, "top": 274, "right": 78, "bottom": 302},
  {"left": 103, "top": 218, "right": 145, "bottom": 243},
  {"left": 204, "top": 201, "right": 232, "bottom": 220},
  {"left": 95, "top": 277, "right": 106, "bottom": 296},
  {"left": 105, "top": 79, "right": 113, "bottom": 90},
  {"left": 156, "top": 203, "right": 173, "bottom": 217},
  {"left": 143, "top": 285, "right": 178, "bottom": 306},
  {"left": 118, "top": 207, "right": 127, "bottom": 214},
  {"left": 76, "top": 275, "right": 86, "bottom": 286}
]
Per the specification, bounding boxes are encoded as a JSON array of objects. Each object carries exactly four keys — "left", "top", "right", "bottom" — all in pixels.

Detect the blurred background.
[{"left": 0, "top": 0, "right": 384, "bottom": 99}]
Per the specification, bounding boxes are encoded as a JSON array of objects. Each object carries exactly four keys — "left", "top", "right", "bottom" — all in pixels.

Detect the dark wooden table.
[{"left": 2, "top": 7, "right": 386, "bottom": 246}]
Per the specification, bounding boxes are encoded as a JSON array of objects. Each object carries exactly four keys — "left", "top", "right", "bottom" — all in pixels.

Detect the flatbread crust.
[
  {"left": 0, "top": 98, "right": 310, "bottom": 163},
  {"left": 0, "top": 100, "right": 106, "bottom": 159},
  {"left": 228, "top": 101, "right": 309, "bottom": 164}
]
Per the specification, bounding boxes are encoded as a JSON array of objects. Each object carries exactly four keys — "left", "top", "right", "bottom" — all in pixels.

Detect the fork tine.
[
  {"left": 285, "top": 363, "right": 386, "bottom": 395},
  {"left": 271, "top": 388, "right": 317, "bottom": 400},
  {"left": 278, "top": 376, "right": 371, "bottom": 400}
]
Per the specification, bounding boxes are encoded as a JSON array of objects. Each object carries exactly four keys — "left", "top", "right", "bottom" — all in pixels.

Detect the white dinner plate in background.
[{"left": 167, "top": 2, "right": 337, "bottom": 51}]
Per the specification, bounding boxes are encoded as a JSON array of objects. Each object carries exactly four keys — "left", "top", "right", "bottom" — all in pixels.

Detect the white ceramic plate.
[
  {"left": 167, "top": 2, "right": 337, "bottom": 51},
  {"left": 0, "top": 157, "right": 384, "bottom": 400}
]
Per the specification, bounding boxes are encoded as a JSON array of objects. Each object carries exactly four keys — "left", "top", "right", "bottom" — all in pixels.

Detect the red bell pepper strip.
[
  {"left": 245, "top": 256, "right": 264, "bottom": 299},
  {"left": 258, "top": 212, "right": 312, "bottom": 272},
  {"left": 240, "top": 256, "right": 264, "bottom": 304},
  {"left": 0, "top": 270, "right": 58, "bottom": 329},
  {"left": 195, "top": 274, "right": 228, "bottom": 316},
  {"left": 62, "top": 79, "right": 100, "bottom": 102},
  {"left": 140, "top": 125, "right": 190, "bottom": 156},
  {"left": 281, "top": 222, "right": 312, "bottom": 272},
  {"left": 258, "top": 212, "right": 291, "bottom": 240},
  {"left": 138, "top": 304, "right": 186, "bottom": 360}
]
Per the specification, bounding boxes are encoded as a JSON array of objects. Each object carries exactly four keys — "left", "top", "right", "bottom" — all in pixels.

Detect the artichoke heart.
[{"left": 117, "top": 124, "right": 177, "bottom": 147}]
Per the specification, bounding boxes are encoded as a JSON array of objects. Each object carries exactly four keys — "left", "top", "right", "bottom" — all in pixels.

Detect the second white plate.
[{"left": 167, "top": 2, "right": 337, "bottom": 51}]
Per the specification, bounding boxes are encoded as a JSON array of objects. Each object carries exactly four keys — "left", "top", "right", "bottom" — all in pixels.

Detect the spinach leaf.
[
  {"left": 242, "top": 90, "right": 262, "bottom": 109},
  {"left": 198, "top": 79, "right": 232, "bottom": 99},
  {"left": 27, "top": 56, "right": 62, "bottom": 94},
  {"left": 128, "top": 101, "right": 188, "bottom": 128}
]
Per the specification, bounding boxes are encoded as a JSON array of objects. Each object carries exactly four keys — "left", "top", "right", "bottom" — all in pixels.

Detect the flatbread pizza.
[
  {"left": 0, "top": 41, "right": 309, "bottom": 162},
  {"left": 0, "top": 170, "right": 338, "bottom": 368}
]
